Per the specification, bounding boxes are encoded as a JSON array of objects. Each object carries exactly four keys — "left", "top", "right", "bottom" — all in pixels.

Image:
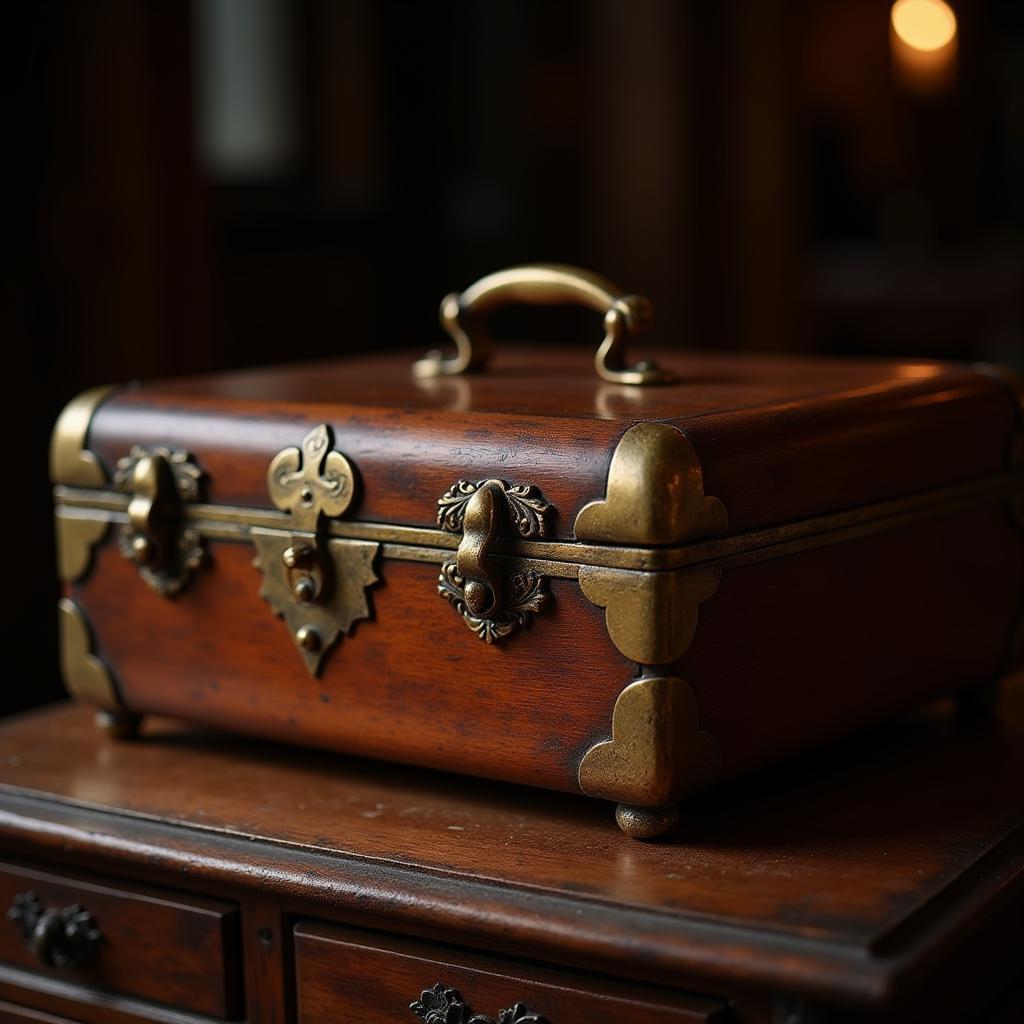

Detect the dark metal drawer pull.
[
  {"left": 7, "top": 890, "right": 102, "bottom": 968},
  {"left": 412, "top": 982, "right": 547, "bottom": 1024}
]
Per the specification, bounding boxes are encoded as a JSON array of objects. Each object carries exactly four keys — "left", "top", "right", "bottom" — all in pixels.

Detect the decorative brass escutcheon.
[
  {"left": 254, "top": 424, "right": 379, "bottom": 675},
  {"left": 114, "top": 446, "right": 206, "bottom": 596},
  {"left": 437, "top": 479, "right": 554, "bottom": 642}
]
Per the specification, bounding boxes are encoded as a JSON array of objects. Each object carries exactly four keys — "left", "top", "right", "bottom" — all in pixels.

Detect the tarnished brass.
[
  {"left": 578, "top": 564, "right": 721, "bottom": 665},
  {"left": 614, "top": 803, "right": 681, "bottom": 841},
  {"left": 58, "top": 597, "right": 123, "bottom": 712},
  {"left": 54, "top": 509, "right": 110, "bottom": 582},
  {"left": 50, "top": 385, "right": 116, "bottom": 487},
  {"left": 578, "top": 674, "right": 721, "bottom": 813},
  {"left": 437, "top": 479, "right": 553, "bottom": 642},
  {"left": 411, "top": 984, "right": 546, "bottom": 1024},
  {"left": 414, "top": 264, "right": 674, "bottom": 385},
  {"left": 56, "top": 468, "right": 1021, "bottom": 574},
  {"left": 574, "top": 423, "right": 727, "bottom": 545},
  {"left": 256, "top": 424, "right": 379, "bottom": 674},
  {"left": 114, "top": 446, "right": 206, "bottom": 596}
]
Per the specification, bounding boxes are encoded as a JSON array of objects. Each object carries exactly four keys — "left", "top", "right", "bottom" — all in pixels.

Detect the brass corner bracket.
[
  {"left": 578, "top": 675, "right": 721, "bottom": 839},
  {"left": 436, "top": 479, "right": 554, "bottom": 642},
  {"left": 574, "top": 422, "right": 727, "bottom": 546},
  {"left": 578, "top": 564, "right": 721, "bottom": 665},
  {"left": 50, "top": 385, "right": 117, "bottom": 488},
  {"left": 255, "top": 424, "right": 379, "bottom": 675},
  {"left": 58, "top": 597, "right": 122, "bottom": 712}
]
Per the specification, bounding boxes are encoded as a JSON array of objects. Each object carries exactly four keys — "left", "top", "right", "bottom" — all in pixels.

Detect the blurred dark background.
[{"left": 11, "top": 0, "right": 1024, "bottom": 713}]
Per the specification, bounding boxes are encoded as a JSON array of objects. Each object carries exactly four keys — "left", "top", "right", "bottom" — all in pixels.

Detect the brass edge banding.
[
  {"left": 50, "top": 385, "right": 118, "bottom": 487},
  {"left": 58, "top": 597, "right": 124, "bottom": 711},
  {"left": 54, "top": 468, "right": 1024, "bottom": 574},
  {"left": 574, "top": 422, "right": 728, "bottom": 545},
  {"left": 55, "top": 509, "right": 112, "bottom": 582},
  {"left": 577, "top": 675, "right": 721, "bottom": 807}
]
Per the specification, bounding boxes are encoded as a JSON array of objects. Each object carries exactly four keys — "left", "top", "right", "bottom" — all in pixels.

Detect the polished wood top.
[{"left": 1, "top": 675, "right": 1022, "bottom": 1007}]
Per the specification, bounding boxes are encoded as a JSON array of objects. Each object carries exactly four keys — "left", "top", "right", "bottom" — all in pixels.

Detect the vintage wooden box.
[{"left": 51, "top": 265, "right": 1024, "bottom": 837}]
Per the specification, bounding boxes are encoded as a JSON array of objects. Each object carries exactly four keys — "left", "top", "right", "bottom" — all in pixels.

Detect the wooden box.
[{"left": 50, "top": 265, "right": 1024, "bottom": 837}]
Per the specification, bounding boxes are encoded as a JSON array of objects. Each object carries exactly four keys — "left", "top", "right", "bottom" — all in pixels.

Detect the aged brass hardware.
[
  {"left": 437, "top": 479, "right": 553, "bottom": 642},
  {"left": 414, "top": 263, "right": 674, "bottom": 386},
  {"left": 575, "top": 422, "right": 727, "bottom": 545},
  {"left": 50, "top": 384, "right": 117, "bottom": 488},
  {"left": 254, "top": 424, "right": 379, "bottom": 675},
  {"left": 55, "top": 509, "right": 110, "bottom": 583},
  {"left": 578, "top": 564, "right": 721, "bottom": 665},
  {"left": 58, "top": 598, "right": 125, "bottom": 714},
  {"left": 7, "top": 891, "right": 102, "bottom": 969},
  {"left": 411, "top": 983, "right": 546, "bottom": 1024},
  {"left": 578, "top": 675, "right": 721, "bottom": 839},
  {"left": 114, "top": 446, "right": 206, "bottom": 596}
]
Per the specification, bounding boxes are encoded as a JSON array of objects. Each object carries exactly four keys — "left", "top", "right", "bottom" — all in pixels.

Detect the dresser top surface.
[{"left": 0, "top": 677, "right": 1022, "bottom": 1003}]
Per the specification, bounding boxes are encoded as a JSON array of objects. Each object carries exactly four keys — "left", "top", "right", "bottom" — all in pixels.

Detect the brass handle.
[
  {"left": 411, "top": 982, "right": 547, "bottom": 1024},
  {"left": 414, "top": 263, "right": 675, "bottom": 386},
  {"left": 7, "top": 891, "right": 102, "bottom": 969}
]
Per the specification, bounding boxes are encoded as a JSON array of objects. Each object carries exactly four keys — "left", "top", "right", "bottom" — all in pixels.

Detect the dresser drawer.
[
  {"left": 0, "top": 862, "right": 241, "bottom": 1019},
  {"left": 295, "top": 923, "right": 725, "bottom": 1024}
]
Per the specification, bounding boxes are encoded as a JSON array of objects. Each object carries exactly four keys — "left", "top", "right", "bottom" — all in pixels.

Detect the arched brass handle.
[
  {"left": 7, "top": 891, "right": 102, "bottom": 969},
  {"left": 413, "top": 263, "right": 675, "bottom": 386}
]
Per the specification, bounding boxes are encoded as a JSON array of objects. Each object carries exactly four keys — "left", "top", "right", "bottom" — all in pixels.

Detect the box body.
[{"left": 52, "top": 348, "right": 1024, "bottom": 833}]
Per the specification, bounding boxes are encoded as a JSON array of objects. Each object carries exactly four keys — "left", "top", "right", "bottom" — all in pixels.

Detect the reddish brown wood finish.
[
  {"left": 0, "top": 863, "right": 241, "bottom": 1018},
  {"left": 72, "top": 544, "right": 627, "bottom": 794},
  {"left": 86, "top": 349, "right": 1021, "bottom": 535},
  {"left": 294, "top": 923, "right": 726, "bottom": 1024},
  {"left": 0, "top": 681, "right": 1021, "bottom": 1023}
]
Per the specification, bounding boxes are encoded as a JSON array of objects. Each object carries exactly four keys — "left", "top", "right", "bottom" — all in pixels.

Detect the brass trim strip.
[{"left": 55, "top": 469, "right": 1023, "bottom": 574}]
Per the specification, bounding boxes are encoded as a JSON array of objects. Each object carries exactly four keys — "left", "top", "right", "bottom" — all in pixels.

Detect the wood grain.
[
  {"left": 294, "top": 923, "right": 727, "bottom": 1024},
  {"left": 0, "top": 680, "right": 1021, "bottom": 1013},
  {"left": 86, "top": 348, "right": 1020, "bottom": 535}
]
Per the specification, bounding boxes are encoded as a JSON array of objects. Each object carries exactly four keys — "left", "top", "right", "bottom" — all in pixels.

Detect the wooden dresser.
[{"left": 0, "top": 675, "right": 1021, "bottom": 1024}]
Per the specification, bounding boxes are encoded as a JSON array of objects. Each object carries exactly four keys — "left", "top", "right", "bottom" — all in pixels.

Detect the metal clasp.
[
  {"left": 253, "top": 424, "right": 379, "bottom": 675},
  {"left": 115, "top": 446, "right": 205, "bottom": 596},
  {"left": 436, "top": 479, "right": 554, "bottom": 642}
]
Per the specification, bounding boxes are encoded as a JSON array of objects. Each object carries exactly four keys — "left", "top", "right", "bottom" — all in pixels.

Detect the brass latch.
[
  {"left": 253, "top": 424, "right": 378, "bottom": 675},
  {"left": 436, "top": 479, "right": 554, "bottom": 642},
  {"left": 115, "top": 446, "right": 205, "bottom": 596}
]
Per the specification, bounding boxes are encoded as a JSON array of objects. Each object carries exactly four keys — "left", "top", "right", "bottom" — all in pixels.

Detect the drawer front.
[
  {"left": 0, "top": 863, "right": 241, "bottom": 1019},
  {"left": 295, "top": 923, "right": 725, "bottom": 1024}
]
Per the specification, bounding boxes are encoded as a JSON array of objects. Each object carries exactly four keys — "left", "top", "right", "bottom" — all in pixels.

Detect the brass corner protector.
[
  {"left": 55, "top": 510, "right": 111, "bottom": 583},
  {"left": 58, "top": 597, "right": 123, "bottom": 711},
  {"left": 573, "top": 422, "right": 727, "bottom": 546},
  {"left": 50, "top": 385, "right": 117, "bottom": 488},
  {"left": 578, "top": 675, "right": 721, "bottom": 808},
  {"left": 578, "top": 564, "right": 721, "bottom": 665}
]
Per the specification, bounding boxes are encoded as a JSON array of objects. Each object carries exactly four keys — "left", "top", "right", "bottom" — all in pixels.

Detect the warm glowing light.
[{"left": 890, "top": 0, "right": 957, "bottom": 53}]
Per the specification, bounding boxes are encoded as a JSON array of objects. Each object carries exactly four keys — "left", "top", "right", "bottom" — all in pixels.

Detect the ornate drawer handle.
[
  {"left": 7, "top": 891, "right": 102, "bottom": 969},
  {"left": 436, "top": 479, "right": 554, "bottom": 643},
  {"left": 411, "top": 982, "right": 547, "bottom": 1024},
  {"left": 414, "top": 263, "right": 674, "bottom": 386}
]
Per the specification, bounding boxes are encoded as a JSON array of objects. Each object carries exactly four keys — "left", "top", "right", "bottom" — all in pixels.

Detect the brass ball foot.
[
  {"left": 615, "top": 803, "right": 679, "bottom": 840},
  {"left": 95, "top": 709, "right": 143, "bottom": 739}
]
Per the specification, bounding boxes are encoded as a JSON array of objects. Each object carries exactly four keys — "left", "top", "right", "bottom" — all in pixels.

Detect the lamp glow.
[{"left": 891, "top": 0, "right": 957, "bottom": 53}]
